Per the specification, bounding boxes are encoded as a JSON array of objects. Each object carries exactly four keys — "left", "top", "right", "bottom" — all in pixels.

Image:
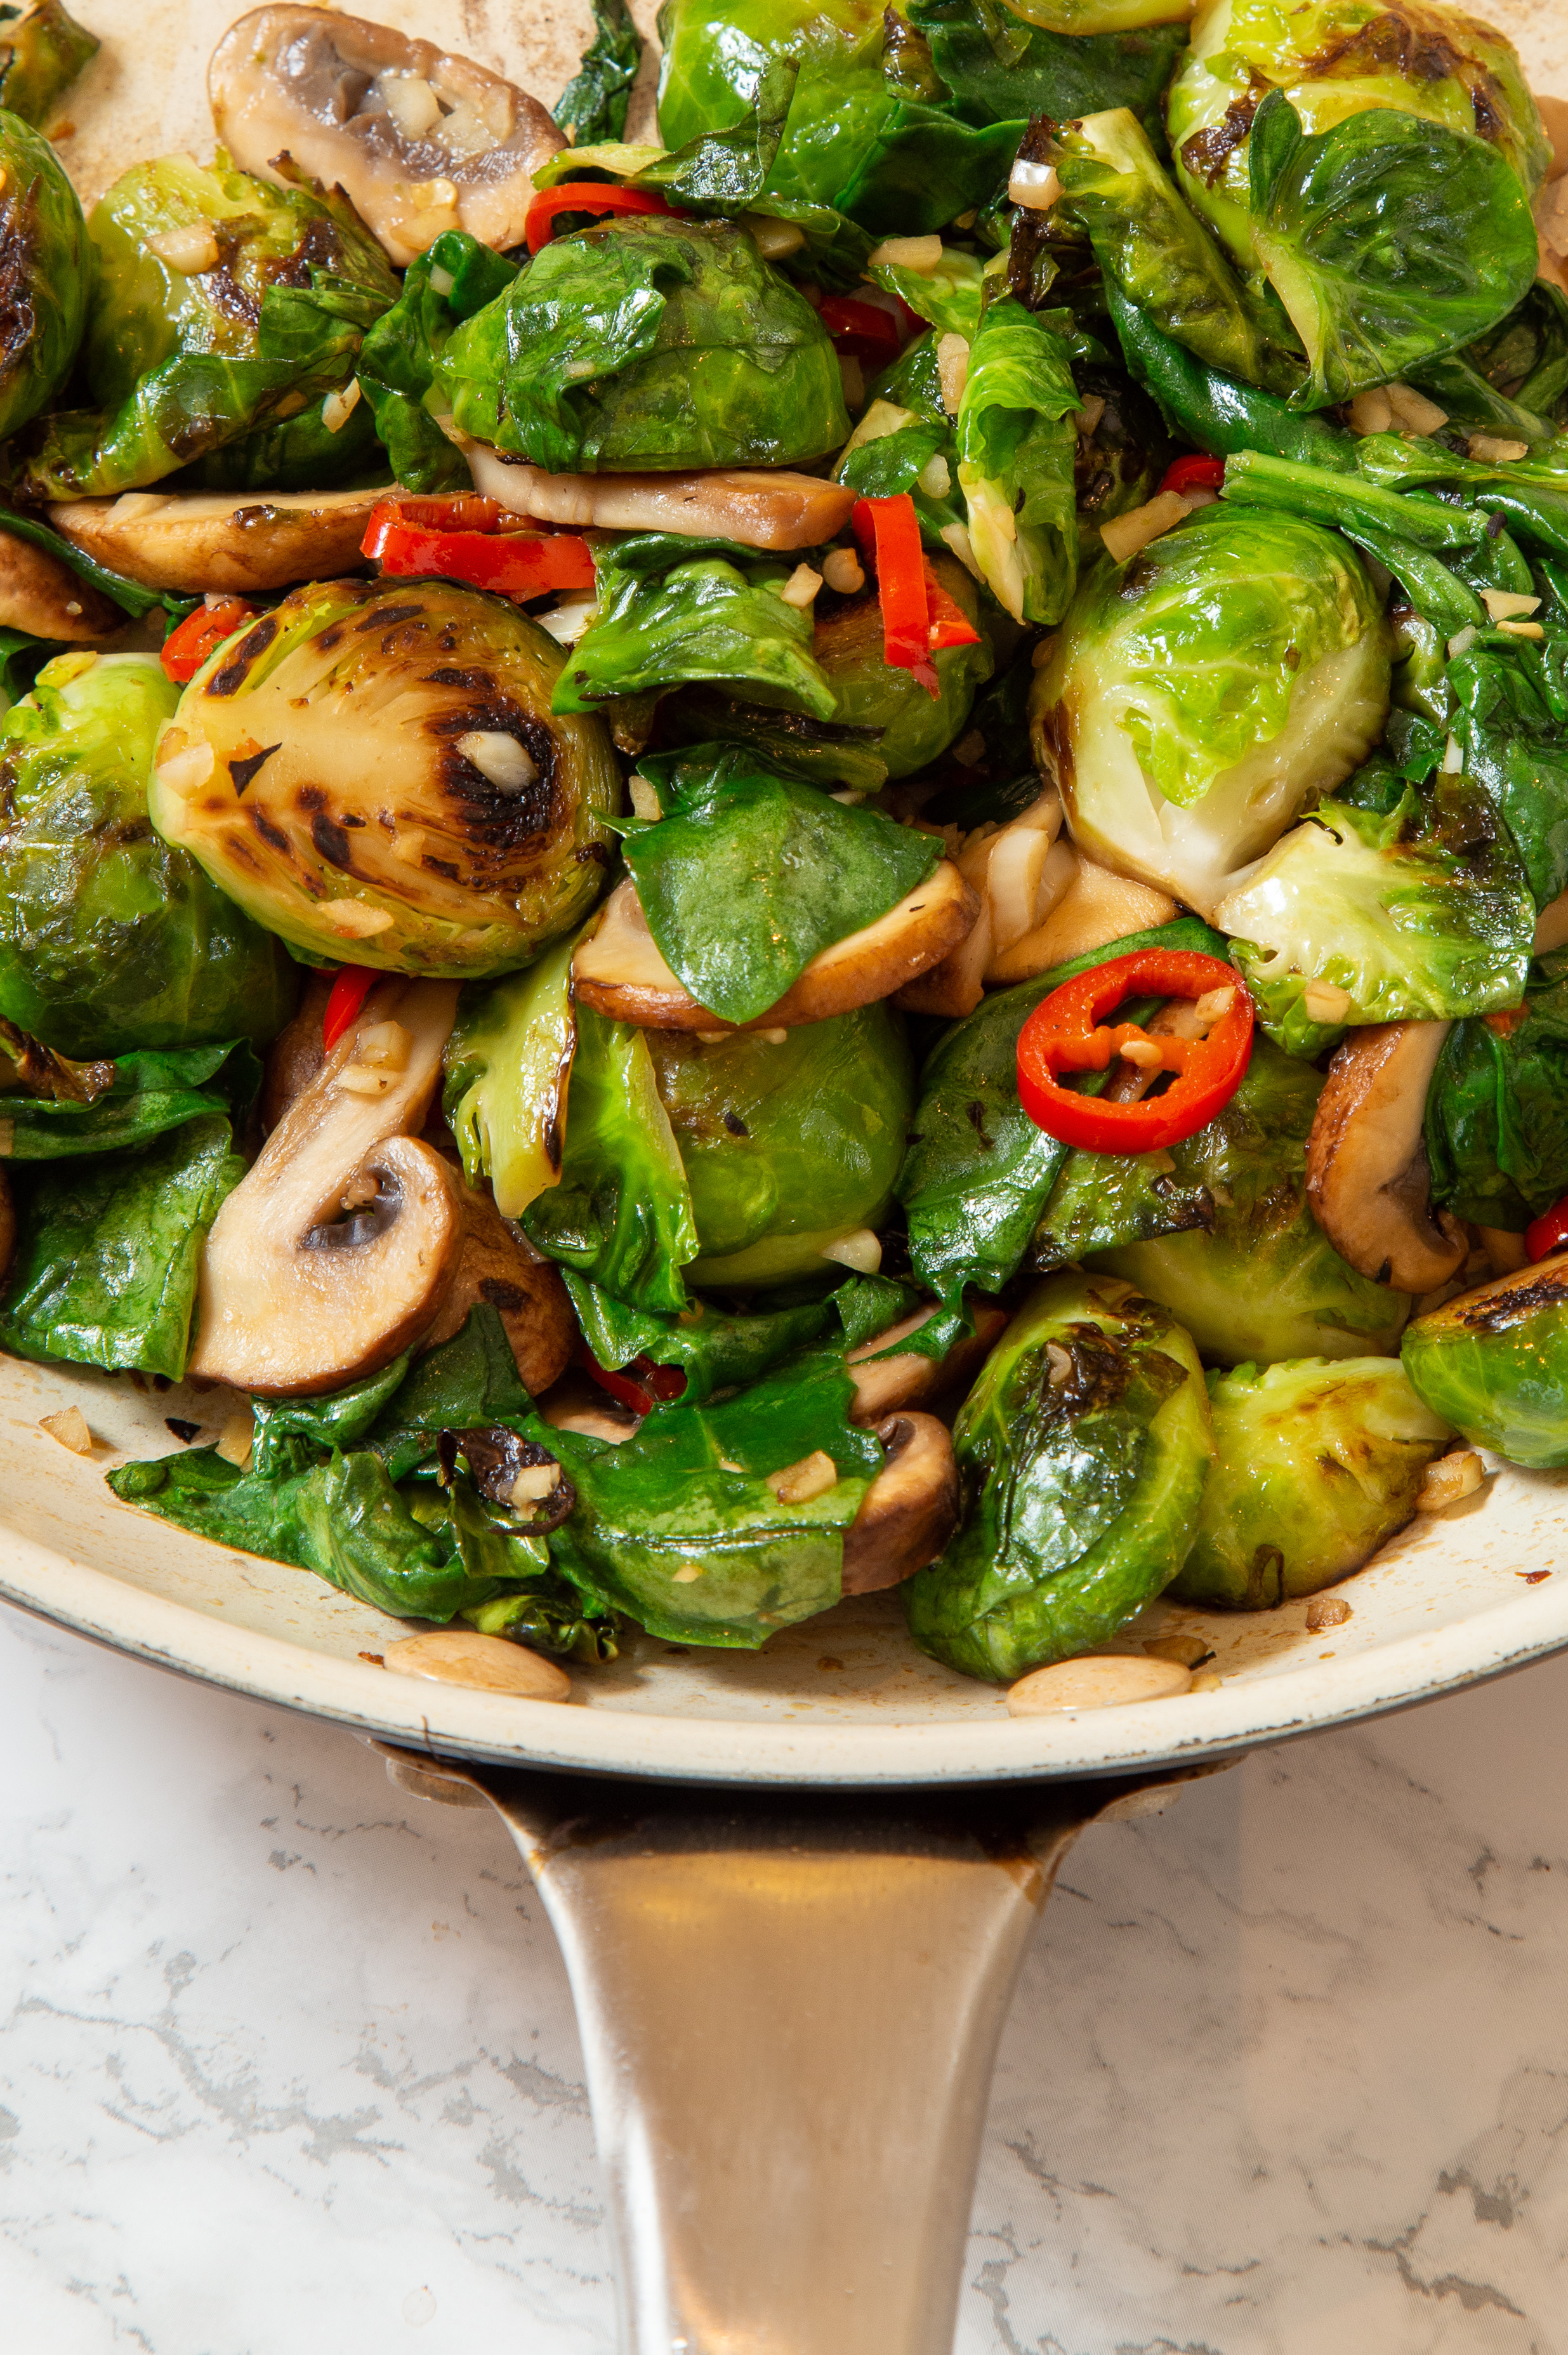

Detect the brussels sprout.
[
  {"left": 0, "top": 652, "right": 296, "bottom": 1059},
  {"left": 811, "top": 553, "right": 994, "bottom": 778},
  {"left": 956, "top": 297, "right": 1081, "bottom": 626},
  {"left": 17, "top": 153, "right": 397, "bottom": 501},
  {"left": 1216, "top": 784, "right": 1534, "bottom": 1055},
  {"left": 1425, "top": 947, "right": 1568, "bottom": 1234},
  {"left": 443, "top": 937, "right": 576, "bottom": 1220},
  {"left": 1030, "top": 504, "right": 1389, "bottom": 916},
  {"left": 1168, "top": 0, "right": 1550, "bottom": 269},
  {"left": 0, "top": 2, "right": 96, "bottom": 129},
  {"left": 1242, "top": 93, "right": 1539, "bottom": 407},
  {"left": 147, "top": 580, "right": 621, "bottom": 980},
  {"left": 650, "top": 1004, "right": 916, "bottom": 1286},
  {"left": 0, "top": 108, "right": 88, "bottom": 446},
  {"left": 1051, "top": 1039, "right": 1415, "bottom": 1363},
  {"left": 904, "top": 1272, "right": 1213, "bottom": 1681},
  {"left": 1170, "top": 1357, "right": 1452, "bottom": 1609},
  {"left": 1402, "top": 1257, "right": 1568, "bottom": 1468},
  {"left": 1055, "top": 107, "right": 1298, "bottom": 395},
  {"left": 438, "top": 215, "right": 849, "bottom": 473}
]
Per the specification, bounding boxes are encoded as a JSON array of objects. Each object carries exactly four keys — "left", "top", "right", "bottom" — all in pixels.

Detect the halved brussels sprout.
[
  {"left": 0, "top": 1, "right": 98, "bottom": 128},
  {"left": 1402, "top": 1255, "right": 1568, "bottom": 1468},
  {"left": 904, "top": 1271, "right": 1214, "bottom": 1681},
  {"left": 1168, "top": 0, "right": 1550, "bottom": 268},
  {"left": 1171, "top": 1357, "right": 1451, "bottom": 1609},
  {"left": 147, "top": 581, "right": 621, "bottom": 979},
  {"left": 0, "top": 107, "right": 89, "bottom": 445},
  {"left": 1031, "top": 504, "right": 1389, "bottom": 917},
  {"left": 0, "top": 651, "right": 296, "bottom": 1058}
]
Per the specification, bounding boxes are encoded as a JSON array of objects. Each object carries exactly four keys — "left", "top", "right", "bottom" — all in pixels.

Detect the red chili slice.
[
  {"left": 322, "top": 966, "right": 378, "bottom": 1052},
  {"left": 1158, "top": 454, "right": 1227, "bottom": 498},
  {"left": 524, "top": 180, "right": 678, "bottom": 254},
  {"left": 161, "top": 597, "right": 258, "bottom": 684},
  {"left": 364, "top": 510, "right": 596, "bottom": 601},
  {"left": 851, "top": 494, "right": 940, "bottom": 694},
  {"left": 1017, "top": 948, "right": 1255, "bottom": 1153},
  {"left": 575, "top": 1342, "right": 687, "bottom": 1416},
  {"left": 1525, "top": 1198, "right": 1568, "bottom": 1262},
  {"left": 817, "top": 293, "right": 904, "bottom": 362},
  {"left": 922, "top": 560, "right": 981, "bottom": 653},
  {"left": 361, "top": 495, "right": 506, "bottom": 556}
]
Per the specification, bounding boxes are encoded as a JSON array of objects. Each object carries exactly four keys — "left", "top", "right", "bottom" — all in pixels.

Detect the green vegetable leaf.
[
  {"left": 0, "top": 1112, "right": 243, "bottom": 1378},
  {"left": 956, "top": 295, "right": 1080, "bottom": 625},
  {"left": 1246, "top": 93, "right": 1539, "bottom": 409},
  {"left": 1447, "top": 627, "right": 1568, "bottom": 908},
  {"left": 907, "top": 0, "right": 1186, "bottom": 133},
  {"left": 554, "top": 539, "right": 836, "bottom": 718},
  {"left": 553, "top": 0, "right": 642, "bottom": 145},
  {"left": 0, "top": 1038, "right": 260, "bottom": 1159},
  {"left": 1427, "top": 946, "right": 1568, "bottom": 1230},
  {"left": 357, "top": 229, "right": 518, "bottom": 493},
  {"left": 623, "top": 746, "right": 939, "bottom": 1023},
  {"left": 1105, "top": 280, "right": 1354, "bottom": 470}
]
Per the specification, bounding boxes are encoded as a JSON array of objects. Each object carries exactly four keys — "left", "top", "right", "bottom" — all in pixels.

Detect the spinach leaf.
[
  {"left": 1447, "top": 628, "right": 1568, "bottom": 908},
  {"left": 0, "top": 1039, "right": 260, "bottom": 1160},
  {"left": 553, "top": 0, "right": 642, "bottom": 145},
  {"left": 908, "top": 0, "right": 1185, "bottom": 135},
  {"left": 1246, "top": 93, "right": 1539, "bottom": 410},
  {"left": 1427, "top": 949, "right": 1568, "bottom": 1230},
  {"left": 898, "top": 916, "right": 1227, "bottom": 1304},
  {"left": 1105, "top": 280, "right": 1354, "bottom": 469},
  {"left": 0, "top": 1113, "right": 243, "bottom": 1378},
  {"left": 622, "top": 746, "right": 939, "bottom": 1023},
  {"left": 357, "top": 230, "right": 518, "bottom": 493}
]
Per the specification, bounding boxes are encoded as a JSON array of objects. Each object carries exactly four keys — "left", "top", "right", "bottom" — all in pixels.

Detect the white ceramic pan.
[{"left": 6, "top": 4, "right": 1566, "bottom": 2347}]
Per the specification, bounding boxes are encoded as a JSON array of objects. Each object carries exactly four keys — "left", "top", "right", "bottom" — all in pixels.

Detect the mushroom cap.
[
  {"left": 419, "top": 1171, "right": 575, "bottom": 1399},
  {"left": 1305, "top": 1020, "right": 1466, "bottom": 1293},
  {"left": 572, "top": 866, "right": 979, "bottom": 1031},
  {"left": 189, "top": 979, "right": 466, "bottom": 1395},
  {"left": 49, "top": 489, "right": 404, "bottom": 595},
  {"left": 209, "top": 6, "right": 563, "bottom": 268},
  {"left": 0, "top": 529, "right": 117, "bottom": 641},
  {"left": 841, "top": 1414, "right": 961, "bottom": 1595}
]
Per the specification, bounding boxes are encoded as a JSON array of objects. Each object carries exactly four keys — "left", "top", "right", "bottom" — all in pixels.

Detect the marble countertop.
[{"left": 3, "top": 1599, "right": 1567, "bottom": 2352}]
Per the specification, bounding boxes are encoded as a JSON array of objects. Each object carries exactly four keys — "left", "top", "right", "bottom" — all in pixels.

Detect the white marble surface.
[{"left": 4, "top": 1601, "right": 1568, "bottom": 2352}]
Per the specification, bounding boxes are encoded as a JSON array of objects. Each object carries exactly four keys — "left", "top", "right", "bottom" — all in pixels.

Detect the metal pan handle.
[{"left": 381, "top": 1750, "right": 1199, "bottom": 2355}]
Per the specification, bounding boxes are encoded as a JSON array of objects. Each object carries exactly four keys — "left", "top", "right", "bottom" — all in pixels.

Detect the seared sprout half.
[
  {"left": 147, "top": 579, "right": 621, "bottom": 978},
  {"left": 0, "top": 1, "right": 97, "bottom": 129},
  {"left": 209, "top": 5, "right": 565, "bottom": 269},
  {"left": 0, "top": 105, "right": 89, "bottom": 445}
]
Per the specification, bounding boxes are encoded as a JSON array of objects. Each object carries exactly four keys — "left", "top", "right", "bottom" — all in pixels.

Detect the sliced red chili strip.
[
  {"left": 817, "top": 293, "right": 904, "bottom": 361},
  {"left": 922, "top": 560, "right": 980, "bottom": 652},
  {"left": 1525, "top": 1197, "right": 1568, "bottom": 1262},
  {"left": 851, "top": 494, "right": 939, "bottom": 696},
  {"left": 362, "top": 495, "right": 506, "bottom": 556},
  {"left": 1017, "top": 949, "right": 1254, "bottom": 1154},
  {"left": 574, "top": 1342, "right": 687, "bottom": 1416},
  {"left": 365, "top": 514, "right": 596, "bottom": 600},
  {"left": 161, "top": 597, "right": 258, "bottom": 684},
  {"left": 525, "top": 180, "right": 678, "bottom": 254},
  {"left": 322, "top": 966, "right": 378, "bottom": 1052},
  {"left": 1158, "top": 454, "right": 1227, "bottom": 497}
]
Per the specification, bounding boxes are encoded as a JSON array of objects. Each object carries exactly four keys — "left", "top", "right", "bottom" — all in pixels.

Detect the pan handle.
[{"left": 381, "top": 1751, "right": 1203, "bottom": 2355}]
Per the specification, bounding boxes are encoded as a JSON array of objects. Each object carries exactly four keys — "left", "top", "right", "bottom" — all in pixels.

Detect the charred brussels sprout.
[
  {"left": 438, "top": 214, "right": 848, "bottom": 473},
  {"left": 1031, "top": 504, "right": 1389, "bottom": 918},
  {"left": 1168, "top": 0, "right": 1550, "bottom": 270},
  {"left": 905, "top": 1272, "right": 1213, "bottom": 1681},
  {"left": 1171, "top": 1357, "right": 1451, "bottom": 1609},
  {"left": 1402, "top": 1257, "right": 1568, "bottom": 1469},
  {"left": 18, "top": 153, "right": 397, "bottom": 501},
  {"left": 147, "top": 580, "right": 621, "bottom": 979},
  {"left": 0, "top": 651, "right": 296, "bottom": 1058},
  {"left": 0, "top": 107, "right": 88, "bottom": 445},
  {"left": 0, "top": 3, "right": 98, "bottom": 129}
]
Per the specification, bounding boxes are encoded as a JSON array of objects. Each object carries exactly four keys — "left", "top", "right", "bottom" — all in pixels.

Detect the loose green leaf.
[
  {"left": 553, "top": 0, "right": 642, "bottom": 145},
  {"left": 0, "top": 1113, "right": 243, "bottom": 1378},
  {"left": 0, "top": 1039, "right": 259, "bottom": 1159},
  {"left": 357, "top": 229, "right": 518, "bottom": 494},
  {"left": 1105, "top": 280, "right": 1355, "bottom": 469},
  {"left": 1426, "top": 947, "right": 1568, "bottom": 1231},
  {"left": 956, "top": 295, "right": 1081, "bottom": 624},
  {"left": 907, "top": 0, "right": 1185, "bottom": 133},
  {"left": 623, "top": 746, "right": 939, "bottom": 1023},
  {"left": 443, "top": 937, "right": 576, "bottom": 1221}
]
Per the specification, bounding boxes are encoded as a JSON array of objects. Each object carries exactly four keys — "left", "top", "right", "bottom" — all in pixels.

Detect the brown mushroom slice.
[
  {"left": 261, "top": 971, "right": 330, "bottom": 1132},
  {"left": 189, "top": 979, "right": 465, "bottom": 1394},
  {"left": 49, "top": 487, "right": 404, "bottom": 595},
  {"left": 419, "top": 1173, "right": 575, "bottom": 1397},
  {"left": 840, "top": 1414, "right": 959, "bottom": 1594},
  {"left": 0, "top": 529, "right": 117, "bottom": 640},
  {"left": 986, "top": 855, "right": 1177, "bottom": 985},
  {"left": 1305, "top": 1020, "right": 1466, "bottom": 1293},
  {"left": 209, "top": 6, "right": 563, "bottom": 268},
  {"left": 572, "top": 866, "right": 979, "bottom": 1031},
  {"left": 466, "top": 447, "right": 857, "bottom": 554},
  {"left": 847, "top": 1300, "right": 1009, "bottom": 1425},
  {"left": 1534, "top": 887, "right": 1568, "bottom": 954}
]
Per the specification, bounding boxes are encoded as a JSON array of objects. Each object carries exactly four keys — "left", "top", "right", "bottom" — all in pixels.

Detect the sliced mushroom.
[
  {"left": 1535, "top": 887, "right": 1568, "bottom": 954},
  {"left": 840, "top": 1414, "right": 959, "bottom": 1594},
  {"left": 847, "top": 1300, "right": 1009, "bottom": 1425},
  {"left": 419, "top": 1171, "right": 574, "bottom": 1396},
  {"left": 0, "top": 529, "right": 117, "bottom": 640},
  {"left": 898, "top": 791, "right": 1080, "bottom": 1016},
  {"left": 49, "top": 487, "right": 405, "bottom": 595},
  {"left": 188, "top": 979, "right": 466, "bottom": 1394},
  {"left": 1305, "top": 1020, "right": 1466, "bottom": 1293},
  {"left": 261, "top": 970, "right": 329, "bottom": 1131},
  {"left": 467, "top": 445, "right": 857, "bottom": 554},
  {"left": 571, "top": 865, "right": 979, "bottom": 1031},
  {"left": 209, "top": 6, "right": 563, "bottom": 267},
  {"left": 986, "top": 854, "right": 1176, "bottom": 986}
]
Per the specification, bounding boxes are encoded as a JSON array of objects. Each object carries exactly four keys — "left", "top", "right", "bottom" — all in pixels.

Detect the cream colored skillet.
[{"left": 4, "top": 3, "right": 1567, "bottom": 2349}]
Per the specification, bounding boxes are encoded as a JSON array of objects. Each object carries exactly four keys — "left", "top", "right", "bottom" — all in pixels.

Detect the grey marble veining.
[{"left": 3, "top": 1599, "right": 1567, "bottom": 2352}]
